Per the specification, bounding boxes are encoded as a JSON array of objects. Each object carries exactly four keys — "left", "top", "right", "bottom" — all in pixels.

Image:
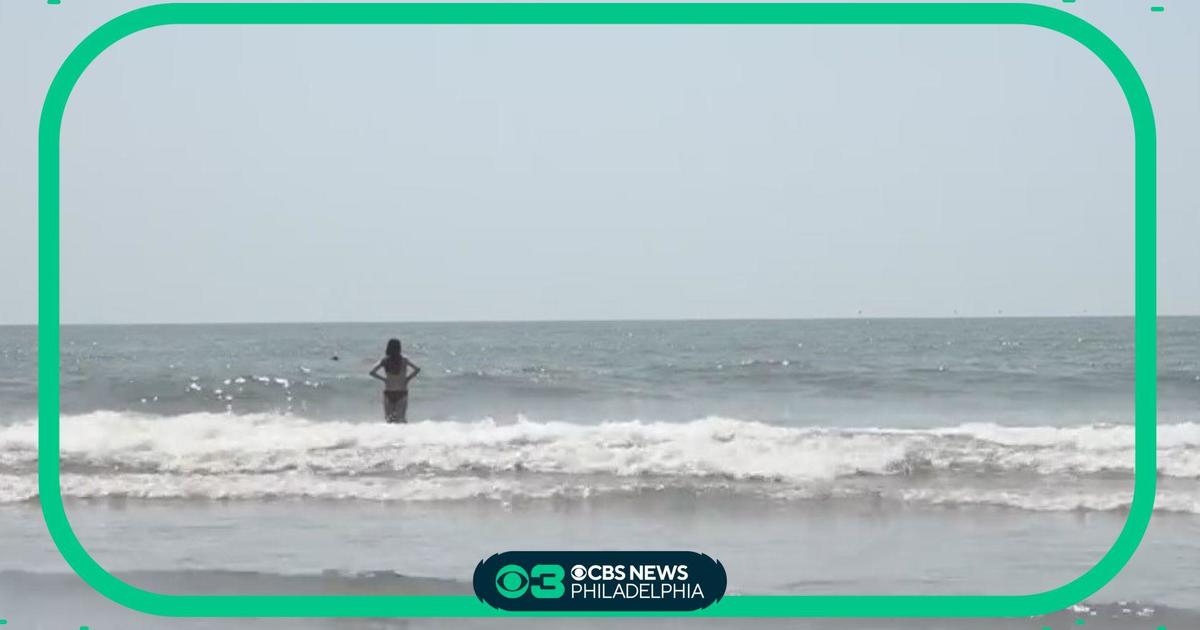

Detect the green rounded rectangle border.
[{"left": 37, "top": 2, "right": 1157, "bottom": 619}]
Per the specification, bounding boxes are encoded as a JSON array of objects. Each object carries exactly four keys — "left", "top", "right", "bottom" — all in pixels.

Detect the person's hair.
[{"left": 383, "top": 338, "right": 403, "bottom": 374}]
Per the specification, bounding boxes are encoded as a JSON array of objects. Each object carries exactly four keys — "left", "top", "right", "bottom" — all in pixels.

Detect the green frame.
[{"left": 38, "top": 2, "right": 1157, "bottom": 619}]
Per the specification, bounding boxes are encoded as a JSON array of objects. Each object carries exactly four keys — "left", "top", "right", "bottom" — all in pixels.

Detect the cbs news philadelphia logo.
[{"left": 474, "top": 551, "right": 726, "bottom": 611}]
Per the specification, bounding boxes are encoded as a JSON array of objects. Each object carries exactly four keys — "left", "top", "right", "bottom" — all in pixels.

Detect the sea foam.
[{"left": 3, "top": 412, "right": 1196, "bottom": 510}]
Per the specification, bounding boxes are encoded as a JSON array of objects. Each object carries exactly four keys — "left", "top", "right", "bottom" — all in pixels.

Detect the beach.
[{"left": 1, "top": 317, "right": 1197, "bottom": 626}]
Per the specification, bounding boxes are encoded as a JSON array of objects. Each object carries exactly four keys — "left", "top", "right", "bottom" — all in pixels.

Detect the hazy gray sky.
[{"left": 1, "top": 1, "right": 1197, "bottom": 324}]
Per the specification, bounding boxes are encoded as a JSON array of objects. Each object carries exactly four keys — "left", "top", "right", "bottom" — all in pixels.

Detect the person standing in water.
[{"left": 369, "top": 338, "right": 421, "bottom": 423}]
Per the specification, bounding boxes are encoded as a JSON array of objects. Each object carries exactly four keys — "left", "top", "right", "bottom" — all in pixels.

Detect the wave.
[
  {"left": 4, "top": 411, "right": 1196, "bottom": 477},
  {"left": 5, "top": 472, "right": 1199, "bottom": 514},
  {"left": 2, "top": 412, "right": 1197, "bottom": 511}
]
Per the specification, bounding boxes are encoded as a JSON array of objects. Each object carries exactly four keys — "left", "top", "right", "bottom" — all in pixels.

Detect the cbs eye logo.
[
  {"left": 494, "top": 564, "right": 529, "bottom": 599},
  {"left": 494, "top": 564, "right": 565, "bottom": 599}
]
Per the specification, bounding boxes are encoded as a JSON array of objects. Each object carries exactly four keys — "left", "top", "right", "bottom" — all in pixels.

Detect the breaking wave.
[{"left": 2, "top": 412, "right": 1196, "bottom": 511}]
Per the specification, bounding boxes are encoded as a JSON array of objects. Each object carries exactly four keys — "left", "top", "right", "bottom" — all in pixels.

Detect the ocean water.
[{"left": 2, "top": 317, "right": 1199, "bottom": 626}]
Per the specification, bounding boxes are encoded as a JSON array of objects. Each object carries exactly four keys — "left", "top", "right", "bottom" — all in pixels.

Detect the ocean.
[{"left": 1, "top": 317, "right": 1198, "bottom": 628}]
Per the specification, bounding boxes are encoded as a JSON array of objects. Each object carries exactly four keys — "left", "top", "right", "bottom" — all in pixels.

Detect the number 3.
[{"left": 531, "top": 564, "right": 565, "bottom": 599}]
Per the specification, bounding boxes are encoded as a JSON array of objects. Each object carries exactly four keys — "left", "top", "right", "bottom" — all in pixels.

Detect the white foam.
[
  {"left": 1, "top": 411, "right": 1196, "bottom": 510},
  {"left": 897, "top": 487, "right": 1200, "bottom": 514},
  {"left": 4, "top": 411, "right": 1194, "bottom": 476},
  {"left": 4, "top": 473, "right": 1196, "bottom": 514}
]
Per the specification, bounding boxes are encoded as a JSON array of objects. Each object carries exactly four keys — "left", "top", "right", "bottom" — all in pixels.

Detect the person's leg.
[
  {"left": 397, "top": 393, "right": 409, "bottom": 423},
  {"left": 383, "top": 392, "right": 398, "bottom": 423}
]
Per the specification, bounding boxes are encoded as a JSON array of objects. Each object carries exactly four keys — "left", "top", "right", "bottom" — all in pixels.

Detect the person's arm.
[
  {"left": 369, "top": 360, "right": 386, "bottom": 383},
  {"left": 405, "top": 361, "right": 421, "bottom": 384}
]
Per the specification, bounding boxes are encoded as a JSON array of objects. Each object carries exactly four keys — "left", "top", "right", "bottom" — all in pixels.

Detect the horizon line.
[{"left": 6, "top": 312, "right": 1200, "bottom": 327}]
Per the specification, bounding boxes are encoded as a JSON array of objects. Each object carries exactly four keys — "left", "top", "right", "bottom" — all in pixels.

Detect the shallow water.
[{"left": 2, "top": 317, "right": 1198, "bottom": 621}]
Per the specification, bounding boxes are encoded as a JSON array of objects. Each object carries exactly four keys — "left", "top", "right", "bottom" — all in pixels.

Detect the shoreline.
[{"left": 0, "top": 570, "right": 1194, "bottom": 630}]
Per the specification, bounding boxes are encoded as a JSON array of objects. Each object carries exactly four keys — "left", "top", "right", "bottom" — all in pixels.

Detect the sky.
[{"left": 1, "top": 0, "right": 1197, "bottom": 325}]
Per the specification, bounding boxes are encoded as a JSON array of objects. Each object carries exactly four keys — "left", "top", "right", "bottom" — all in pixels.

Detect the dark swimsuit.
[{"left": 381, "top": 357, "right": 410, "bottom": 423}]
